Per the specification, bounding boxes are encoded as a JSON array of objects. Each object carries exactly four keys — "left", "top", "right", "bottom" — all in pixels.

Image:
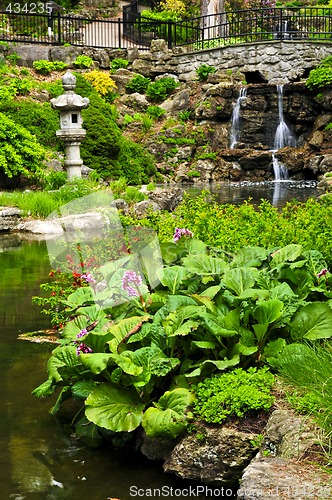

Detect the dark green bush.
[
  {"left": 114, "top": 137, "right": 156, "bottom": 184},
  {"left": 0, "top": 99, "right": 59, "bottom": 149},
  {"left": 125, "top": 74, "right": 151, "bottom": 94},
  {"left": 196, "top": 64, "right": 217, "bottom": 81},
  {"left": 306, "top": 56, "right": 332, "bottom": 91},
  {"left": 0, "top": 112, "right": 46, "bottom": 182},
  {"left": 193, "top": 367, "right": 275, "bottom": 423},
  {"left": 146, "top": 77, "right": 179, "bottom": 102}
]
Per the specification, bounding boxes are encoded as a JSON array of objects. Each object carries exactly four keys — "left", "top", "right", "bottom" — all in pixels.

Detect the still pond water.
[{"left": 0, "top": 181, "right": 319, "bottom": 499}]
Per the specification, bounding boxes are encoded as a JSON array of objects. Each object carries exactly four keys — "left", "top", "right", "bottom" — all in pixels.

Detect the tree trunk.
[{"left": 200, "top": 0, "right": 227, "bottom": 39}]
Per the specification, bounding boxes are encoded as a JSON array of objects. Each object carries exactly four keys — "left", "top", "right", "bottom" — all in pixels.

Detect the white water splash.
[
  {"left": 230, "top": 87, "right": 247, "bottom": 149},
  {"left": 272, "top": 85, "right": 296, "bottom": 180}
]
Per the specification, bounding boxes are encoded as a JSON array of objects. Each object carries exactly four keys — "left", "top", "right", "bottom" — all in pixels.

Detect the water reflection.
[
  {"left": 0, "top": 236, "right": 209, "bottom": 500},
  {"left": 185, "top": 180, "right": 318, "bottom": 208}
]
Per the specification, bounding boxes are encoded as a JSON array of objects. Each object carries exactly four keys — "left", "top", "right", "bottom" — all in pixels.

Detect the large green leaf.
[
  {"left": 107, "top": 315, "right": 150, "bottom": 353},
  {"left": 270, "top": 244, "right": 303, "bottom": 267},
  {"left": 223, "top": 267, "right": 257, "bottom": 296},
  {"left": 61, "top": 286, "right": 94, "bottom": 309},
  {"left": 109, "top": 351, "right": 144, "bottom": 376},
  {"left": 252, "top": 299, "right": 284, "bottom": 324},
  {"left": 142, "top": 388, "right": 194, "bottom": 439},
  {"left": 163, "top": 305, "right": 202, "bottom": 337},
  {"left": 185, "top": 355, "right": 240, "bottom": 377},
  {"left": 80, "top": 353, "right": 113, "bottom": 375},
  {"left": 71, "top": 380, "right": 97, "bottom": 399},
  {"left": 182, "top": 254, "right": 227, "bottom": 275},
  {"left": 231, "top": 246, "right": 268, "bottom": 268},
  {"left": 158, "top": 266, "right": 190, "bottom": 294},
  {"left": 85, "top": 383, "right": 145, "bottom": 432},
  {"left": 290, "top": 302, "right": 332, "bottom": 340},
  {"left": 203, "top": 312, "right": 237, "bottom": 337},
  {"left": 47, "top": 346, "right": 83, "bottom": 382}
]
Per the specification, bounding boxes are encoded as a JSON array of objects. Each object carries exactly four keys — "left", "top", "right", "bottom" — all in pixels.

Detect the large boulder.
[
  {"left": 238, "top": 409, "right": 330, "bottom": 499},
  {"left": 0, "top": 207, "right": 21, "bottom": 232},
  {"left": 147, "top": 187, "right": 183, "bottom": 211},
  {"left": 163, "top": 424, "right": 257, "bottom": 486}
]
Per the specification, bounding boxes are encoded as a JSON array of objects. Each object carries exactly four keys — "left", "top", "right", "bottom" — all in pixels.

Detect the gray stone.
[
  {"left": 147, "top": 187, "right": 183, "bottom": 211},
  {"left": 0, "top": 207, "right": 21, "bottom": 232},
  {"left": 163, "top": 424, "right": 257, "bottom": 486},
  {"left": 133, "top": 200, "right": 161, "bottom": 218}
]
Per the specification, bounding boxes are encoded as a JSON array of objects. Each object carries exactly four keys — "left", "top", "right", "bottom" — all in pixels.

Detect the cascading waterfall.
[
  {"left": 272, "top": 84, "right": 296, "bottom": 180},
  {"left": 230, "top": 87, "right": 247, "bottom": 149}
]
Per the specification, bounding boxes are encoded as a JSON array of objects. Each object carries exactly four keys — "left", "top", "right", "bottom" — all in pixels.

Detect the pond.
[
  {"left": 185, "top": 180, "right": 319, "bottom": 208},
  {"left": 0, "top": 235, "right": 209, "bottom": 500}
]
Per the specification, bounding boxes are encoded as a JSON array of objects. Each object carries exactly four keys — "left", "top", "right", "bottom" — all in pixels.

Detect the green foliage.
[
  {"left": 73, "top": 55, "right": 94, "bottom": 69},
  {"left": 193, "top": 367, "right": 275, "bottom": 423},
  {"left": 146, "top": 77, "right": 179, "bottom": 103},
  {"left": 0, "top": 99, "right": 59, "bottom": 149},
  {"left": 178, "top": 110, "right": 191, "bottom": 122},
  {"left": 0, "top": 112, "right": 45, "bottom": 181},
  {"left": 305, "top": 55, "right": 332, "bottom": 91},
  {"left": 125, "top": 74, "right": 151, "bottom": 94},
  {"left": 33, "top": 228, "right": 332, "bottom": 444},
  {"left": 115, "top": 136, "right": 156, "bottom": 184},
  {"left": 110, "top": 58, "right": 129, "bottom": 73},
  {"left": 33, "top": 60, "right": 68, "bottom": 75},
  {"left": 276, "top": 342, "right": 332, "bottom": 435},
  {"left": 146, "top": 105, "right": 166, "bottom": 121},
  {"left": 126, "top": 194, "right": 332, "bottom": 268},
  {"left": 196, "top": 64, "right": 217, "bottom": 81}
]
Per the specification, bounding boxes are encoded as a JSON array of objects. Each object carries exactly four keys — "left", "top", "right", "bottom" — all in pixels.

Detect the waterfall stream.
[
  {"left": 272, "top": 85, "right": 296, "bottom": 180},
  {"left": 230, "top": 87, "right": 247, "bottom": 149}
]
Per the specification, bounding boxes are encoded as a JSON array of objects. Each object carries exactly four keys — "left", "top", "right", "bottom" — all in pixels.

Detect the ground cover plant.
[{"left": 32, "top": 221, "right": 332, "bottom": 445}]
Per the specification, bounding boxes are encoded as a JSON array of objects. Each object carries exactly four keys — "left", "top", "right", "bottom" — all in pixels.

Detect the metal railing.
[{"left": 0, "top": 7, "right": 332, "bottom": 51}]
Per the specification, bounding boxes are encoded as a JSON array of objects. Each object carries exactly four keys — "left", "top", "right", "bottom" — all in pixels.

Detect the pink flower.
[
  {"left": 173, "top": 227, "right": 194, "bottom": 242},
  {"left": 122, "top": 270, "right": 143, "bottom": 298},
  {"left": 317, "top": 268, "right": 329, "bottom": 278},
  {"left": 81, "top": 273, "right": 95, "bottom": 284}
]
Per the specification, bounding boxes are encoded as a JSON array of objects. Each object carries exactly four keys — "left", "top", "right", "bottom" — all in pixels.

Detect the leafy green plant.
[
  {"left": 73, "top": 55, "right": 93, "bottom": 69},
  {"left": 146, "top": 77, "right": 179, "bottom": 103},
  {"left": 125, "top": 74, "right": 151, "bottom": 94},
  {"left": 33, "top": 60, "right": 68, "bottom": 75},
  {"left": 33, "top": 230, "right": 332, "bottom": 445},
  {"left": 0, "top": 112, "right": 46, "bottom": 183},
  {"left": 0, "top": 100, "right": 60, "bottom": 149},
  {"left": 110, "top": 58, "right": 129, "bottom": 73},
  {"left": 178, "top": 110, "right": 191, "bottom": 122},
  {"left": 196, "top": 64, "right": 216, "bottom": 81},
  {"left": 193, "top": 367, "right": 275, "bottom": 423},
  {"left": 146, "top": 105, "right": 166, "bottom": 121}
]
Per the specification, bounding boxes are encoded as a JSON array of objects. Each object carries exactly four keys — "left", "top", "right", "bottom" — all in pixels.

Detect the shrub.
[
  {"left": 0, "top": 100, "right": 59, "bottom": 149},
  {"left": 114, "top": 136, "right": 156, "bottom": 184},
  {"left": 73, "top": 55, "right": 93, "bottom": 69},
  {"left": 146, "top": 77, "right": 179, "bottom": 102},
  {"left": 83, "top": 70, "right": 117, "bottom": 99},
  {"left": 110, "top": 58, "right": 129, "bottom": 72},
  {"left": 196, "top": 64, "right": 217, "bottom": 81},
  {"left": 146, "top": 105, "right": 166, "bottom": 121},
  {"left": 0, "top": 112, "right": 46, "bottom": 181},
  {"left": 33, "top": 60, "right": 68, "bottom": 75},
  {"left": 125, "top": 74, "right": 151, "bottom": 94},
  {"left": 193, "top": 367, "right": 275, "bottom": 423}
]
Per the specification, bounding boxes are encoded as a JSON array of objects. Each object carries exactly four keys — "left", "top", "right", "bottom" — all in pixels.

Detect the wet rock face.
[
  {"left": 0, "top": 207, "right": 21, "bottom": 232},
  {"left": 163, "top": 425, "right": 257, "bottom": 486}
]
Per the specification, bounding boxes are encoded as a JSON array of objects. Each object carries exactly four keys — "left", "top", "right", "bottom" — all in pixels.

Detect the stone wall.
[{"left": 7, "top": 39, "right": 332, "bottom": 83}]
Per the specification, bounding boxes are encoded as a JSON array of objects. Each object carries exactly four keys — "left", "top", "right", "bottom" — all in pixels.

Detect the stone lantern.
[{"left": 51, "top": 70, "right": 90, "bottom": 179}]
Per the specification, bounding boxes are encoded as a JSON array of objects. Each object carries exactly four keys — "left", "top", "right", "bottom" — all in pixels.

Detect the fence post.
[
  {"left": 118, "top": 18, "right": 121, "bottom": 48},
  {"left": 167, "top": 20, "right": 173, "bottom": 48},
  {"left": 57, "top": 12, "right": 61, "bottom": 44}
]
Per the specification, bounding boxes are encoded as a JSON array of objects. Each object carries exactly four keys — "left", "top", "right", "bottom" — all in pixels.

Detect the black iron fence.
[{"left": 0, "top": 7, "right": 332, "bottom": 51}]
